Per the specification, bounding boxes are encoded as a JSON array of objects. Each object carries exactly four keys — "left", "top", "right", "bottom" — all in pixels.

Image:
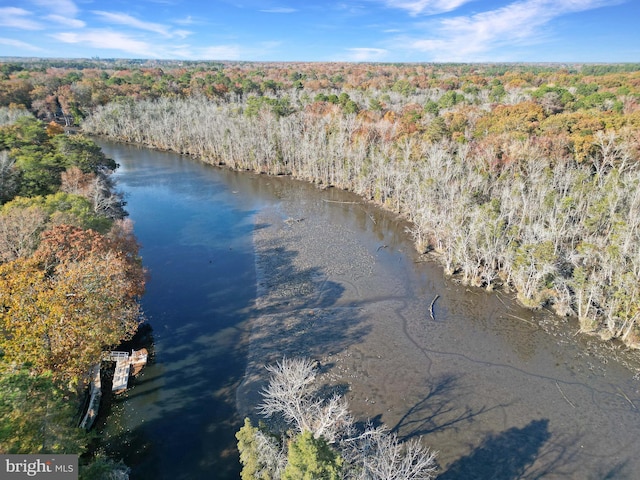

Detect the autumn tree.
[
  {"left": 0, "top": 224, "right": 144, "bottom": 386},
  {"left": 2, "top": 192, "right": 113, "bottom": 234},
  {"left": 0, "top": 107, "right": 142, "bottom": 473},
  {"left": 0, "top": 368, "right": 89, "bottom": 454},
  {"left": 0, "top": 203, "right": 48, "bottom": 262},
  {"left": 474, "top": 101, "right": 546, "bottom": 137},
  {"left": 80, "top": 63, "right": 640, "bottom": 348}
]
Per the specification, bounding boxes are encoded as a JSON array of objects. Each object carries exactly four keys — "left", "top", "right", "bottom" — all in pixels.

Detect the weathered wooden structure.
[
  {"left": 79, "top": 364, "right": 102, "bottom": 430},
  {"left": 79, "top": 349, "right": 148, "bottom": 429},
  {"left": 106, "top": 351, "right": 132, "bottom": 393}
]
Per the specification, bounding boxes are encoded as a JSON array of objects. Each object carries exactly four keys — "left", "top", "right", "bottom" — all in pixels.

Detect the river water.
[{"left": 96, "top": 139, "right": 640, "bottom": 479}]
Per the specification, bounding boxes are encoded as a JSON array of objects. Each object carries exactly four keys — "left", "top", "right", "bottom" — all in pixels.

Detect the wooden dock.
[
  {"left": 106, "top": 351, "right": 132, "bottom": 393},
  {"left": 101, "top": 349, "right": 148, "bottom": 393},
  {"left": 80, "top": 349, "right": 148, "bottom": 429},
  {"left": 130, "top": 348, "right": 148, "bottom": 376}
]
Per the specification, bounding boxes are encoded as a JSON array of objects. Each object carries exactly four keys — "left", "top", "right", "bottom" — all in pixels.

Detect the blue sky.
[{"left": 0, "top": 0, "right": 638, "bottom": 62}]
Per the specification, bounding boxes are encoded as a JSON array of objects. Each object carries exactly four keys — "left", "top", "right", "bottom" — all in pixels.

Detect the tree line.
[
  {"left": 3, "top": 58, "right": 640, "bottom": 474},
  {"left": 82, "top": 86, "right": 640, "bottom": 348},
  {"left": 0, "top": 109, "right": 144, "bottom": 479},
  {"left": 2, "top": 59, "right": 640, "bottom": 128}
]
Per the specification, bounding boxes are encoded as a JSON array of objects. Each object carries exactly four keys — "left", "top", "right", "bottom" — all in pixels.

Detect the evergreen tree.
[{"left": 282, "top": 431, "right": 343, "bottom": 480}]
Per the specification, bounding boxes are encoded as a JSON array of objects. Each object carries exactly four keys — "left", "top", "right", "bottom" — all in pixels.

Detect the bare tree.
[
  {"left": 0, "top": 205, "right": 48, "bottom": 263},
  {"left": 84, "top": 93, "right": 640, "bottom": 347},
  {"left": 0, "top": 106, "right": 32, "bottom": 126},
  {"left": 253, "top": 357, "right": 438, "bottom": 479},
  {"left": 347, "top": 426, "right": 438, "bottom": 480},
  {"left": 258, "top": 357, "right": 352, "bottom": 444}
]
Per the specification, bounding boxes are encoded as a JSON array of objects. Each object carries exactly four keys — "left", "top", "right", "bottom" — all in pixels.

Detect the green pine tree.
[{"left": 282, "top": 431, "right": 343, "bottom": 480}]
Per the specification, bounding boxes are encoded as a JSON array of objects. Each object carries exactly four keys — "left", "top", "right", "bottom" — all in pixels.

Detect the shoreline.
[
  {"left": 233, "top": 171, "right": 640, "bottom": 476},
  {"left": 91, "top": 137, "right": 640, "bottom": 478},
  {"left": 86, "top": 131, "right": 640, "bottom": 353}
]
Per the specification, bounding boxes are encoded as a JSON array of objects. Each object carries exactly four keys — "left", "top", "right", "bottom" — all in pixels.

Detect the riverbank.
[
  {"left": 90, "top": 138, "right": 640, "bottom": 478},
  {"left": 236, "top": 173, "right": 640, "bottom": 478},
  {"left": 83, "top": 96, "right": 640, "bottom": 348}
]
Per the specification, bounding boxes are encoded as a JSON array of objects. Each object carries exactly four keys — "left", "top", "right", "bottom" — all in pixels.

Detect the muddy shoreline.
[{"left": 238, "top": 176, "right": 640, "bottom": 478}]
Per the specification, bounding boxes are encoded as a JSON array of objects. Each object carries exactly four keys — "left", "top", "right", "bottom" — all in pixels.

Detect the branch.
[{"left": 429, "top": 295, "right": 439, "bottom": 321}]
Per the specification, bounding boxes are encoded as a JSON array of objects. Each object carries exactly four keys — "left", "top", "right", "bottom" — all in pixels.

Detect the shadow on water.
[
  {"left": 434, "top": 418, "right": 628, "bottom": 480},
  {"left": 597, "top": 462, "right": 631, "bottom": 480},
  {"left": 97, "top": 228, "right": 372, "bottom": 480},
  {"left": 97, "top": 314, "right": 252, "bottom": 479},
  {"left": 438, "top": 419, "right": 551, "bottom": 479},
  {"left": 91, "top": 139, "right": 379, "bottom": 479},
  {"left": 236, "top": 240, "right": 373, "bottom": 419},
  {"left": 95, "top": 139, "right": 640, "bottom": 480},
  {"left": 391, "top": 374, "right": 499, "bottom": 441},
  {"left": 89, "top": 141, "right": 269, "bottom": 479}
]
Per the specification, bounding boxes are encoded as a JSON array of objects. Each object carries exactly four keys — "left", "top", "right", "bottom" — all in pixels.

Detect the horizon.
[
  {"left": 0, "top": 1, "right": 638, "bottom": 63},
  {"left": 2, "top": 56, "right": 640, "bottom": 66}
]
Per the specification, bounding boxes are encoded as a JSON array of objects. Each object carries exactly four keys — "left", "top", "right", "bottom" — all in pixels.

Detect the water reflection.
[
  {"left": 95, "top": 142, "right": 261, "bottom": 479},
  {"left": 93, "top": 139, "right": 640, "bottom": 480}
]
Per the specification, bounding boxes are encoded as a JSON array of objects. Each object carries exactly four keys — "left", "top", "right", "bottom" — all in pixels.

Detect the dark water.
[
  {"left": 96, "top": 142, "right": 265, "bottom": 479},
  {"left": 95, "top": 139, "right": 640, "bottom": 480}
]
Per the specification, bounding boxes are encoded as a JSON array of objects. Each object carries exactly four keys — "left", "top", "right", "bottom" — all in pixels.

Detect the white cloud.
[
  {"left": 344, "top": 47, "right": 388, "bottom": 61},
  {"left": 174, "top": 15, "right": 198, "bottom": 26},
  {"left": 0, "top": 37, "right": 43, "bottom": 51},
  {"left": 46, "top": 14, "right": 85, "bottom": 28},
  {"left": 336, "top": 3, "right": 369, "bottom": 16},
  {"left": 51, "top": 30, "right": 159, "bottom": 57},
  {"left": 92, "top": 11, "right": 172, "bottom": 37},
  {"left": 0, "top": 7, "right": 43, "bottom": 30},
  {"left": 383, "top": 0, "right": 475, "bottom": 16},
  {"left": 401, "top": 0, "right": 620, "bottom": 60},
  {"left": 30, "top": 0, "right": 79, "bottom": 18},
  {"left": 259, "top": 8, "right": 297, "bottom": 13},
  {"left": 173, "top": 29, "right": 193, "bottom": 40}
]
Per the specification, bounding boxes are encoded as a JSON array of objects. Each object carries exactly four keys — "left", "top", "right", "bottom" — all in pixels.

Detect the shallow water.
[{"left": 97, "top": 139, "right": 640, "bottom": 479}]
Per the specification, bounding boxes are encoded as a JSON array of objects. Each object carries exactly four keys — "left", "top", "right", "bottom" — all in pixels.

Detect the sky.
[{"left": 0, "top": 0, "right": 638, "bottom": 62}]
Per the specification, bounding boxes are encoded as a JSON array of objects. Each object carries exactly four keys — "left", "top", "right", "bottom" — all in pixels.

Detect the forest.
[
  {"left": 4, "top": 59, "right": 640, "bottom": 341},
  {"left": 0, "top": 107, "right": 145, "bottom": 478},
  {"left": 2, "top": 58, "right": 640, "bottom": 477},
  {"left": 4, "top": 58, "right": 637, "bottom": 346}
]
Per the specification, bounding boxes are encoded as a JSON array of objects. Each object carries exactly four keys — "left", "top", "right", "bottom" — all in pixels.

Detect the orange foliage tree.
[
  {"left": 475, "top": 101, "right": 546, "bottom": 137},
  {"left": 0, "top": 223, "right": 145, "bottom": 387}
]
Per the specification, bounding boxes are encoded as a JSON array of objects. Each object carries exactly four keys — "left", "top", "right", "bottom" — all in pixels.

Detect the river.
[{"left": 96, "top": 139, "right": 640, "bottom": 479}]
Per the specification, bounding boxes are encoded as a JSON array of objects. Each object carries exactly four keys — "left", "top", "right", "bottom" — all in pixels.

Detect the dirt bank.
[{"left": 237, "top": 177, "right": 640, "bottom": 479}]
